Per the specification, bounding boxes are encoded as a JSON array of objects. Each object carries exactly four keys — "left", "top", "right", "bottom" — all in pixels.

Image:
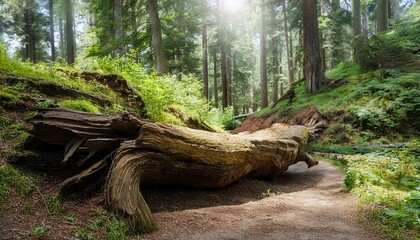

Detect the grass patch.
[
  {"left": 73, "top": 210, "right": 129, "bottom": 240},
  {"left": 0, "top": 164, "right": 36, "bottom": 200},
  {"left": 326, "top": 62, "right": 361, "bottom": 80},
  {"left": 58, "top": 99, "right": 101, "bottom": 113},
  {"left": 45, "top": 196, "right": 66, "bottom": 217},
  {"left": 342, "top": 140, "right": 419, "bottom": 239},
  {"left": 32, "top": 226, "right": 49, "bottom": 239},
  {"left": 316, "top": 156, "right": 347, "bottom": 172}
]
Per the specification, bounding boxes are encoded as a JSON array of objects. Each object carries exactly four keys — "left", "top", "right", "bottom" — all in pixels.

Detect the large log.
[{"left": 27, "top": 108, "right": 318, "bottom": 233}]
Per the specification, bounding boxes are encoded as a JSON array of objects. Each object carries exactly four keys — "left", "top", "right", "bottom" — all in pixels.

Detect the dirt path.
[{"left": 134, "top": 161, "right": 385, "bottom": 240}]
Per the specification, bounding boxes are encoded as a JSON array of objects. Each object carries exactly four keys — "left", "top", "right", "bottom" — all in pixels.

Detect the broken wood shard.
[{"left": 28, "top": 108, "right": 318, "bottom": 233}]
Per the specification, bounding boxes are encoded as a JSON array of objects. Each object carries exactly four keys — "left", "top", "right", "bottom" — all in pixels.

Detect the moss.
[
  {"left": 326, "top": 62, "right": 361, "bottom": 80},
  {"left": 58, "top": 99, "right": 101, "bottom": 113},
  {"left": 0, "top": 87, "right": 24, "bottom": 108},
  {"left": 0, "top": 164, "right": 37, "bottom": 199}
]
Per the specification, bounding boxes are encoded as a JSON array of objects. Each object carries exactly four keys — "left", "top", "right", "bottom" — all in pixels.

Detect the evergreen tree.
[
  {"left": 303, "top": 0, "right": 322, "bottom": 94},
  {"left": 148, "top": 0, "right": 169, "bottom": 75}
]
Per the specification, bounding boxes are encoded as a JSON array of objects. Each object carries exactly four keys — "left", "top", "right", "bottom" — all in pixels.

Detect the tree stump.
[{"left": 27, "top": 108, "right": 318, "bottom": 233}]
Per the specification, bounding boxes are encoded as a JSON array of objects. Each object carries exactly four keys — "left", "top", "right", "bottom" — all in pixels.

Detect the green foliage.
[
  {"left": 75, "top": 228, "right": 97, "bottom": 240},
  {"left": 358, "top": 21, "right": 420, "bottom": 71},
  {"left": 220, "top": 107, "right": 241, "bottom": 130},
  {"left": 0, "top": 86, "right": 24, "bottom": 108},
  {"left": 404, "top": 2, "right": 420, "bottom": 22},
  {"left": 307, "top": 143, "right": 376, "bottom": 155},
  {"left": 58, "top": 99, "right": 101, "bottom": 114},
  {"left": 37, "top": 99, "right": 55, "bottom": 108},
  {"left": 45, "top": 196, "right": 66, "bottom": 217},
  {"left": 349, "top": 71, "right": 420, "bottom": 132},
  {"left": 32, "top": 226, "right": 49, "bottom": 239},
  {"left": 0, "top": 164, "right": 36, "bottom": 199},
  {"left": 342, "top": 140, "right": 420, "bottom": 237},
  {"left": 90, "top": 211, "right": 128, "bottom": 240},
  {"left": 95, "top": 56, "right": 227, "bottom": 129},
  {"left": 24, "top": 203, "right": 35, "bottom": 215},
  {"left": 325, "top": 62, "right": 361, "bottom": 80}
]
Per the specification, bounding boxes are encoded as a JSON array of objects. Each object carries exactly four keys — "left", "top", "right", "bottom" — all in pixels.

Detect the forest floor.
[{"left": 0, "top": 160, "right": 388, "bottom": 239}]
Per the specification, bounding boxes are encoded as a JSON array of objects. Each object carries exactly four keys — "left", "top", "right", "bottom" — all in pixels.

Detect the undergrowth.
[
  {"left": 342, "top": 140, "right": 420, "bottom": 239},
  {"left": 0, "top": 43, "right": 231, "bottom": 130},
  {"left": 92, "top": 55, "right": 229, "bottom": 129},
  {"left": 75, "top": 210, "right": 128, "bottom": 240},
  {"left": 0, "top": 164, "right": 36, "bottom": 200}
]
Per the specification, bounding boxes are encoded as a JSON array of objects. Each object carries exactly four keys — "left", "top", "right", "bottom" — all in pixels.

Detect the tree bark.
[
  {"left": 202, "top": 22, "right": 209, "bottom": 100},
  {"left": 114, "top": 0, "right": 123, "bottom": 56},
  {"left": 352, "top": 0, "right": 362, "bottom": 63},
  {"left": 260, "top": 0, "right": 268, "bottom": 108},
  {"left": 23, "top": 0, "right": 36, "bottom": 63},
  {"left": 376, "top": 0, "right": 389, "bottom": 32},
  {"left": 28, "top": 108, "right": 318, "bottom": 234},
  {"left": 64, "top": 0, "right": 75, "bottom": 64},
  {"left": 213, "top": 51, "right": 218, "bottom": 108},
  {"left": 59, "top": 9, "right": 64, "bottom": 59},
  {"left": 217, "top": 0, "right": 229, "bottom": 110},
  {"left": 303, "top": 0, "right": 322, "bottom": 94},
  {"left": 148, "top": 0, "right": 169, "bottom": 75},
  {"left": 271, "top": 6, "right": 279, "bottom": 103},
  {"left": 49, "top": 0, "right": 56, "bottom": 62},
  {"left": 282, "top": 0, "right": 294, "bottom": 84}
]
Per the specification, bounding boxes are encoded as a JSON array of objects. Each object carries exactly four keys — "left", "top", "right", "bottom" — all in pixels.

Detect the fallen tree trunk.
[{"left": 28, "top": 108, "right": 318, "bottom": 233}]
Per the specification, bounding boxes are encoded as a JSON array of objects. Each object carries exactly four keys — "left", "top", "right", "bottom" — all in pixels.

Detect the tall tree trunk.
[
  {"left": 114, "top": 0, "right": 123, "bottom": 56},
  {"left": 49, "top": 0, "right": 56, "bottom": 62},
  {"left": 217, "top": 0, "right": 228, "bottom": 110},
  {"left": 297, "top": 28, "right": 303, "bottom": 81},
  {"left": 303, "top": 0, "right": 322, "bottom": 94},
  {"left": 175, "top": 0, "right": 186, "bottom": 68},
  {"left": 23, "top": 1, "right": 36, "bottom": 63},
  {"left": 130, "top": 1, "right": 139, "bottom": 62},
  {"left": 271, "top": 7, "right": 279, "bottom": 103},
  {"left": 202, "top": 22, "right": 209, "bottom": 100},
  {"left": 362, "top": 6, "right": 369, "bottom": 38},
  {"left": 320, "top": 0, "right": 328, "bottom": 73},
  {"left": 213, "top": 52, "right": 218, "bottom": 108},
  {"left": 376, "top": 0, "right": 388, "bottom": 32},
  {"left": 148, "top": 0, "right": 169, "bottom": 75},
  {"left": 58, "top": 9, "right": 64, "bottom": 59},
  {"left": 282, "top": 0, "right": 294, "bottom": 84},
  {"left": 390, "top": 0, "right": 400, "bottom": 20},
  {"left": 252, "top": 84, "right": 258, "bottom": 112},
  {"left": 64, "top": 0, "right": 75, "bottom": 64},
  {"left": 260, "top": 0, "right": 268, "bottom": 108},
  {"left": 227, "top": 56, "right": 232, "bottom": 107},
  {"left": 352, "top": 0, "right": 362, "bottom": 64}
]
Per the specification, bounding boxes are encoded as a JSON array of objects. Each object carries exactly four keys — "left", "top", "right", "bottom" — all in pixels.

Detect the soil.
[
  {"left": 0, "top": 161, "right": 387, "bottom": 240},
  {"left": 135, "top": 161, "right": 386, "bottom": 240}
]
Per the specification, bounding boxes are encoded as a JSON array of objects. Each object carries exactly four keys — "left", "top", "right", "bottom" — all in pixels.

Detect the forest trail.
[{"left": 135, "top": 161, "right": 386, "bottom": 240}]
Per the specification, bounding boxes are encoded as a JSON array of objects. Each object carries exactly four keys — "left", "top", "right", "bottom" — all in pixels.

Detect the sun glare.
[{"left": 223, "top": 0, "right": 244, "bottom": 14}]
